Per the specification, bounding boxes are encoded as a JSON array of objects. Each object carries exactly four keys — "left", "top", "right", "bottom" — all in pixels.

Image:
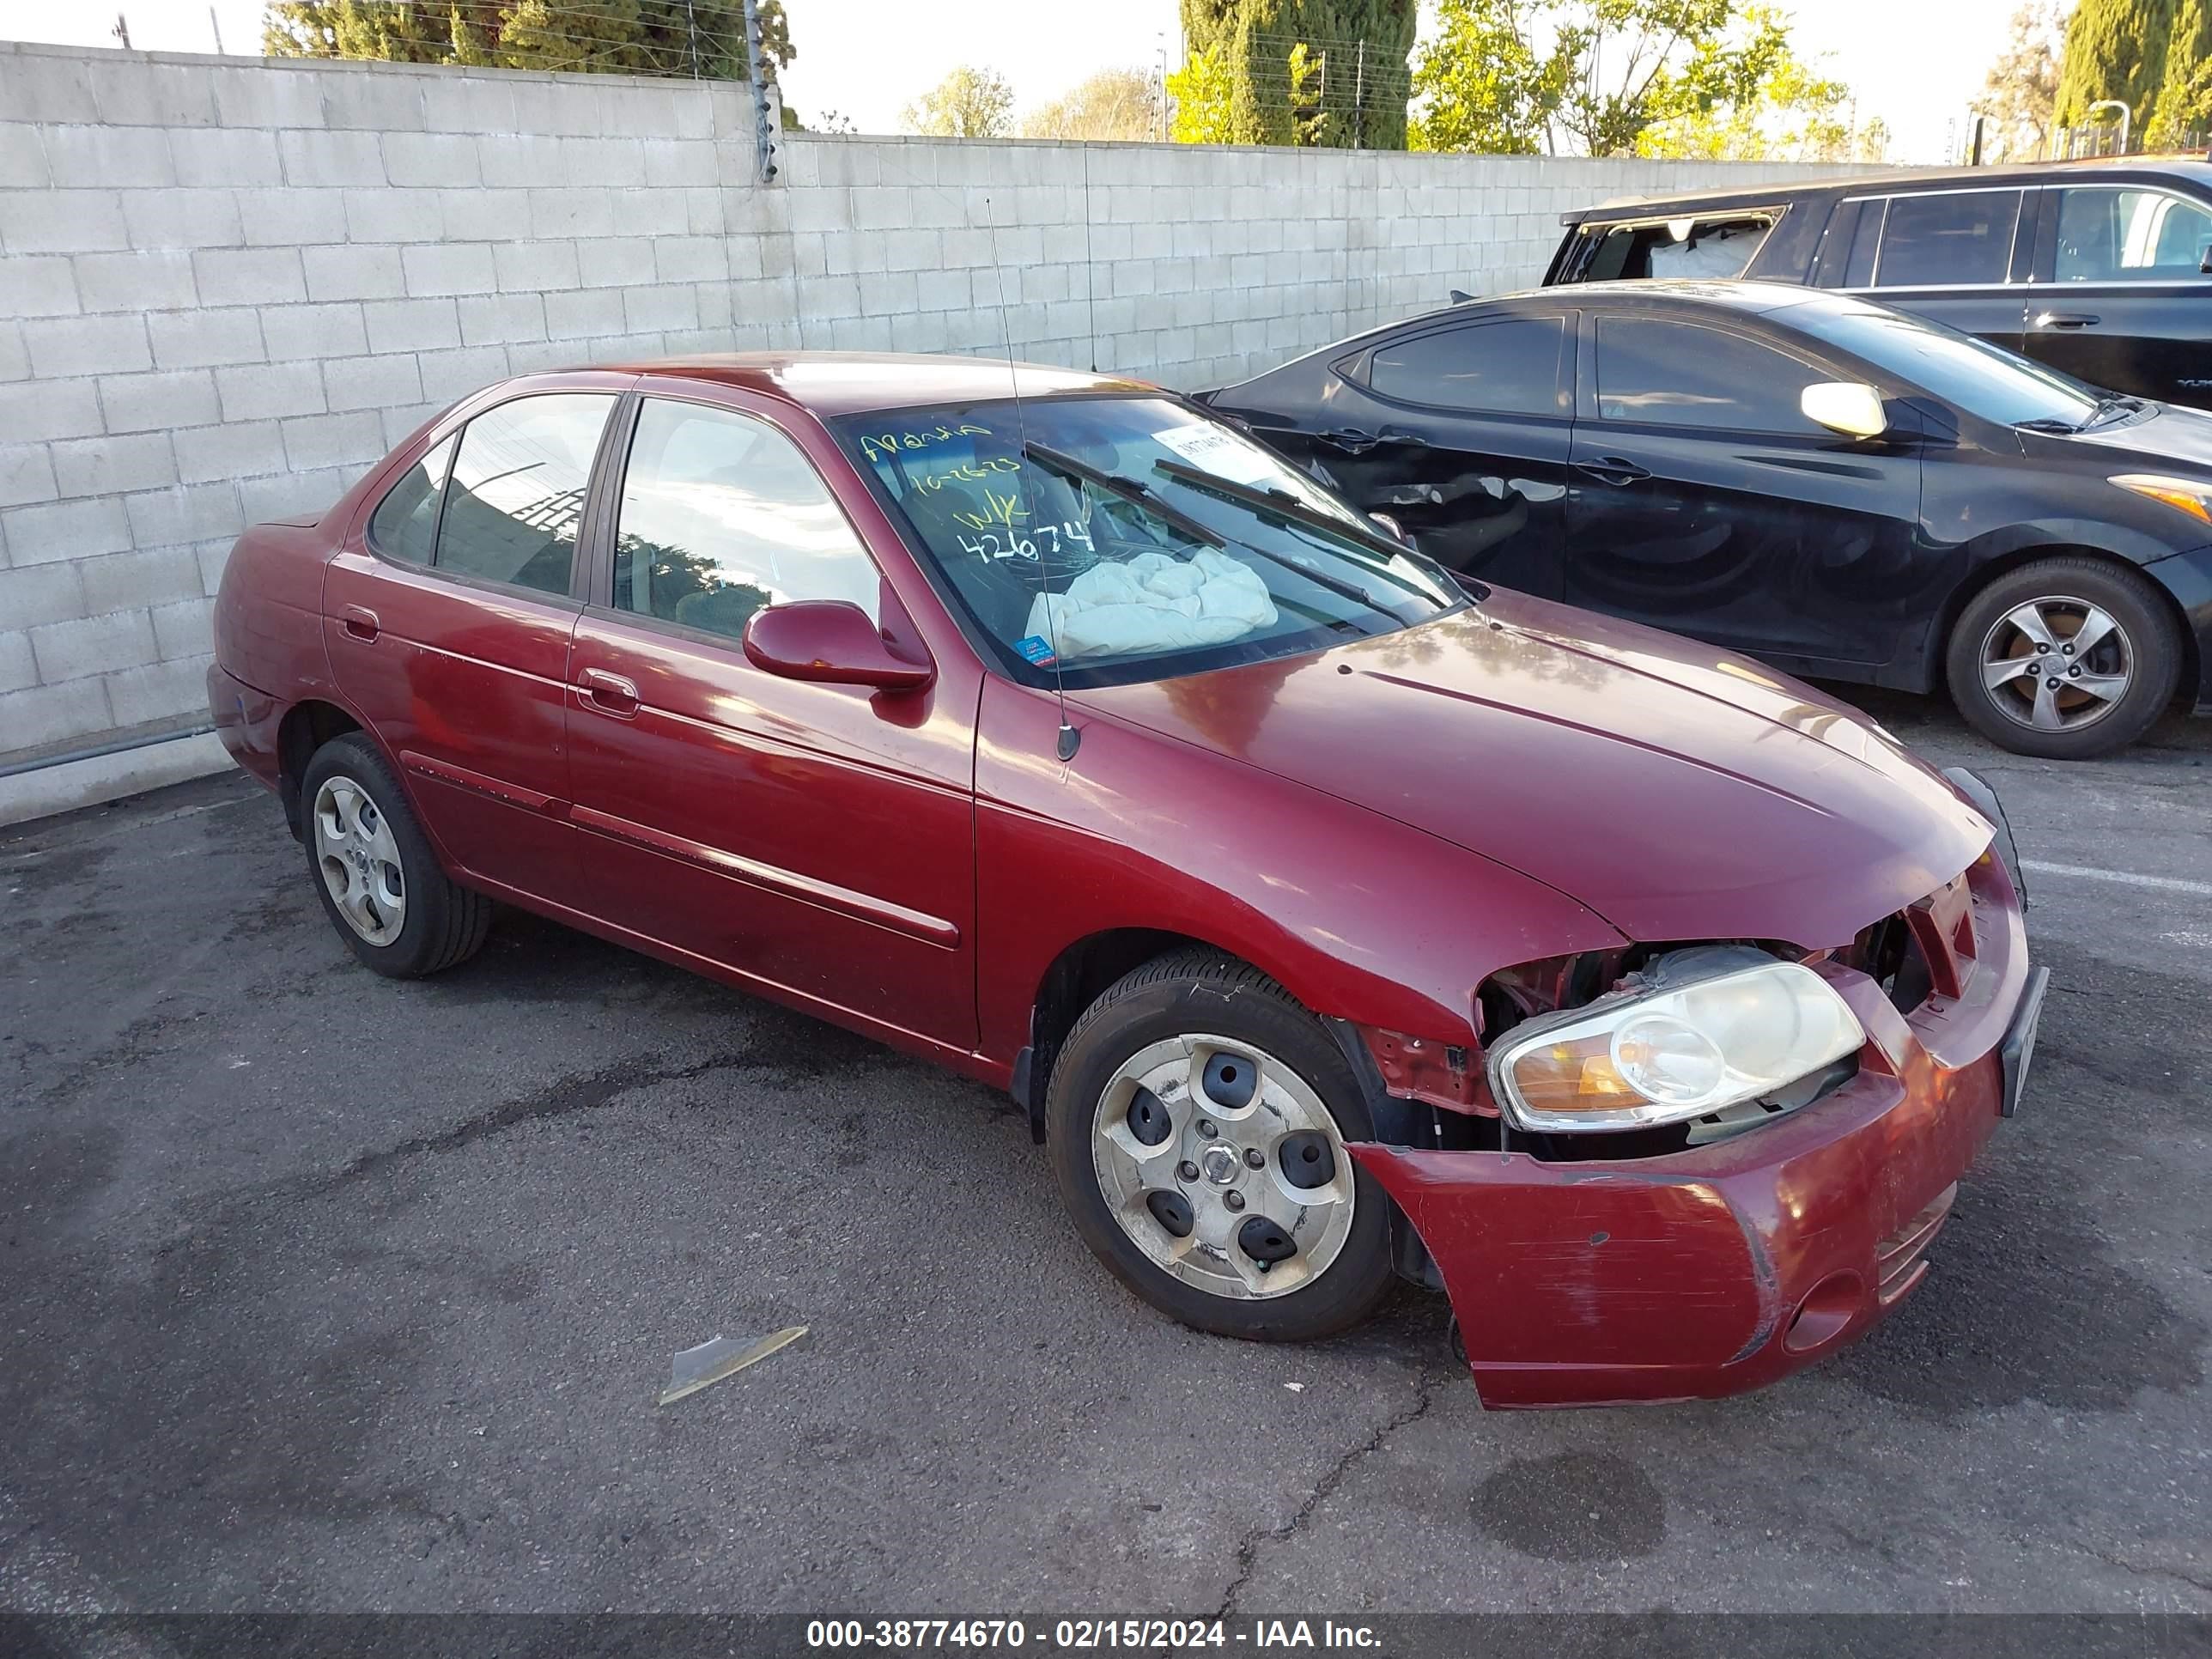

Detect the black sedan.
[{"left": 1202, "top": 281, "right": 2212, "bottom": 759}]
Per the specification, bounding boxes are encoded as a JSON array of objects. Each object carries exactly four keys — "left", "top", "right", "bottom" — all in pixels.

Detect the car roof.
[
  {"left": 1557, "top": 155, "right": 2212, "bottom": 226},
  {"left": 588, "top": 350, "right": 1157, "bottom": 416}
]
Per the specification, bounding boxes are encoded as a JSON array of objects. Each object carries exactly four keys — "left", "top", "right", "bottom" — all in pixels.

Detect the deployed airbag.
[{"left": 1024, "top": 550, "right": 1278, "bottom": 661}]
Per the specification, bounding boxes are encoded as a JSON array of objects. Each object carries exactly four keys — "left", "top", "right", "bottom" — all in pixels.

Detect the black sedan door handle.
[
  {"left": 1572, "top": 457, "right": 1651, "bottom": 487},
  {"left": 2034, "top": 312, "right": 2101, "bottom": 328}
]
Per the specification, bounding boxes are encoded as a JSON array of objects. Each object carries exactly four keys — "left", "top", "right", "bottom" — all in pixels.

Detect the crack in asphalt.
[
  {"left": 308, "top": 1051, "right": 750, "bottom": 1194},
  {"left": 1212, "top": 1365, "right": 1438, "bottom": 1620},
  {"left": 2080, "top": 1545, "right": 2212, "bottom": 1602}
]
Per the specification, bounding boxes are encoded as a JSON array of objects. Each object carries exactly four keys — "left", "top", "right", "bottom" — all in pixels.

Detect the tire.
[
  {"left": 1946, "top": 556, "right": 2183, "bottom": 760},
  {"left": 299, "top": 733, "right": 490, "bottom": 978},
  {"left": 1045, "top": 950, "right": 1395, "bottom": 1343}
]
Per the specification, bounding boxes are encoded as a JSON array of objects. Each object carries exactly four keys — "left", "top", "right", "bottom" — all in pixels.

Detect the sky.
[{"left": 2, "top": 0, "right": 2048, "bottom": 166}]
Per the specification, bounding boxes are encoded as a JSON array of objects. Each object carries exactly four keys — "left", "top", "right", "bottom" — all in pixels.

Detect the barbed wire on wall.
[{"left": 263, "top": 0, "right": 757, "bottom": 82}]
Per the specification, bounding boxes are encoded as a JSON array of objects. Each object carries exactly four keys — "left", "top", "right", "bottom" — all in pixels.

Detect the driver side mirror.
[
  {"left": 1801, "top": 380, "right": 1889, "bottom": 441},
  {"left": 743, "top": 600, "right": 935, "bottom": 693},
  {"left": 2197, "top": 239, "right": 2212, "bottom": 274}
]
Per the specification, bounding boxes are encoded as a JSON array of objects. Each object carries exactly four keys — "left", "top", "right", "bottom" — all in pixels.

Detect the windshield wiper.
[
  {"left": 1027, "top": 441, "right": 1411, "bottom": 624},
  {"left": 1151, "top": 457, "right": 1420, "bottom": 566},
  {"left": 2081, "top": 393, "right": 2147, "bottom": 429},
  {"left": 1020, "top": 441, "right": 1221, "bottom": 548}
]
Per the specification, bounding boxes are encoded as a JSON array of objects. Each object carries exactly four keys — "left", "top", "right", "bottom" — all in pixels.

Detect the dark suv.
[{"left": 1543, "top": 158, "right": 2212, "bottom": 409}]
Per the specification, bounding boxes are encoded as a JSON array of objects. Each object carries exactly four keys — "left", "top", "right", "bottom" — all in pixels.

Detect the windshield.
[
  {"left": 833, "top": 395, "right": 1466, "bottom": 688},
  {"left": 1788, "top": 301, "right": 2102, "bottom": 428}
]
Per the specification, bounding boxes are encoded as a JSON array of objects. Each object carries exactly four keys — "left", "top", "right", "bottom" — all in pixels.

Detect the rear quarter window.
[{"left": 1570, "top": 214, "right": 1775, "bottom": 282}]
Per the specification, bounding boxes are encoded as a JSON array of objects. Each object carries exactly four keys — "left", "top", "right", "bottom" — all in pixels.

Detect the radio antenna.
[{"left": 981, "top": 191, "right": 1079, "bottom": 763}]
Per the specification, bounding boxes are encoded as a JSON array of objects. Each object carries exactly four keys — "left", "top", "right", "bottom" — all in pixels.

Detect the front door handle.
[
  {"left": 2034, "top": 312, "right": 2101, "bottom": 328},
  {"left": 338, "top": 604, "right": 380, "bottom": 642},
  {"left": 1572, "top": 457, "right": 1652, "bottom": 487},
  {"left": 577, "top": 668, "right": 639, "bottom": 719}
]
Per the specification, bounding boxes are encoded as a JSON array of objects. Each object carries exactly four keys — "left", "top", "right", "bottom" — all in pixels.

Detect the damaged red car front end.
[{"left": 1353, "top": 848, "right": 2039, "bottom": 1408}]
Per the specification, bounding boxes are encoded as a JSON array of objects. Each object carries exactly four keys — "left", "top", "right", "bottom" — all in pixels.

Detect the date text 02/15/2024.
[{"left": 803, "top": 1620, "right": 1383, "bottom": 1650}]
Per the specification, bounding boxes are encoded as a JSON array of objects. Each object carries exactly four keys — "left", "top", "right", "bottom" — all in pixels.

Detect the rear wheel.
[
  {"left": 300, "top": 733, "right": 490, "bottom": 977},
  {"left": 1045, "top": 951, "right": 1395, "bottom": 1342},
  {"left": 1946, "top": 556, "right": 2181, "bottom": 760}
]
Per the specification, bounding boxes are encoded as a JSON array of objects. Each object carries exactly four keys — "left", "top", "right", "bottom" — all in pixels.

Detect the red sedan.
[{"left": 207, "top": 354, "right": 2046, "bottom": 1408}]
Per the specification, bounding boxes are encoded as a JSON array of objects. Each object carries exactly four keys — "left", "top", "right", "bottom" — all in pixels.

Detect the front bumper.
[{"left": 1350, "top": 846, "right": 2033, "bottom": 1409}]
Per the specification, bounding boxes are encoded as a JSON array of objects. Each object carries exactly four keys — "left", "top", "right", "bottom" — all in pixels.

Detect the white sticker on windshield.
[{"left": 1152, "top": 422, "right": 1282, "bottom": 487}]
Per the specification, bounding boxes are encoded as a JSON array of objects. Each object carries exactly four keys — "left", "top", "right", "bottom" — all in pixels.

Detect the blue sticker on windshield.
[{"left": 1015, "top": 634, "right": 1058, "bottom": 665}]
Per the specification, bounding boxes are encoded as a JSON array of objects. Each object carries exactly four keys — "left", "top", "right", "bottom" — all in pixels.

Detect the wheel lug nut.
[
  {"left": 2045, "top": 678, "right": 2060, "bottom": 689},
  {"left": 2063, "top": 644, "right": 2075, "bottom": 655},
  {"left": 1243, "top": 1147, "right": 1265, "bottom": 1169},
  {"left": 1177, "top": 1160, "right": 1199, "bottom": 1182},
  {"left": 2068, "top": 665, "right": 2080, "bottom": 677},
  {"left": 1196, "top": 1120, "right": 1218, "bottom": 1139},
  {"left": 1224, "top": 1191, "right": 1245, "bottom": 1211}
]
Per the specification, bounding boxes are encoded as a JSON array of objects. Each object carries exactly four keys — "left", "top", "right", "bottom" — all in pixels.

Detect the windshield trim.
[{"left": 829, "top": 392, "right": 1470, "bottom": 692}]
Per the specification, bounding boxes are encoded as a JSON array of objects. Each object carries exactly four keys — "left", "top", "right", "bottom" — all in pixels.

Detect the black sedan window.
[
  {"left": 1788, "top": 301, "right": 2097, "bottom": 429},
  {"left": 1368, "top": 317, "right": 1566, "bottom": 415},
  {"left": 1594, "top": 317, "right": 1823, "bottom": 433}
]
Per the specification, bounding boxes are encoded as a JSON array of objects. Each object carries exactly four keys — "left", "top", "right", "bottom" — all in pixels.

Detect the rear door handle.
[
  {"left": 577, "top": 668, "right": 639, "bottom": 719},
  {"left": 338, "top": 604, "right": 379, "bottom": 642},
  {"left": 1572, "top": 457, "right": 1651, "bottom": 487},
  {"left": 2034, "top": 312, "right": 2100, "bottom": 328}
]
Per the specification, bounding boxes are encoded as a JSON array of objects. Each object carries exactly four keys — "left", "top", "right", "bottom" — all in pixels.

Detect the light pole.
[{"left": 2087, "top": 98, "right": 2131, "bottom": 156}]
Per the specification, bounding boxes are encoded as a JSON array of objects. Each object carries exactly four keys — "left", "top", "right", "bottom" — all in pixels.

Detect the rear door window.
[
  {"left": 1594, "top": 315, "right": 1825, "bottom": 433},
  {"left": 1367, "top": 316, "right": 1567, "bottom": 415},
  {"left": 435, "top": 393, "right": 614, "bottom": 597},
  {"left": 2053, "top": 187, "right": 2212, "bottom": 281},
  {"left": 1873, "top": 190, "right": 2021, "bottom": 288}
]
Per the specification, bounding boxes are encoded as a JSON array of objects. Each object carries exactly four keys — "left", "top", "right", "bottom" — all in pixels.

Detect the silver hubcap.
[
  {"left": 313, "top": 774, "right": 406, "bottom": 946},
  {"left": 1979, "top": 595, "right": 2133, "bottom": 733},
  {"left": 1091, "top": 1035, "right": 1356, "bottom": 1301}
]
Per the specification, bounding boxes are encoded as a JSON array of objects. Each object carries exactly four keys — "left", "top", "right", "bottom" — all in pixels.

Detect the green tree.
[
  {"left": 1409, "top": 0, "right": 1842, "bottom": 159},
  {"left": 1167, "top": 45, "right": 1237, "bottom": 141},
  {"left": 1177, "top": 0, "right": 1416, "bottom": 149},
  {"left": 2148, "top": 0, "right": 2212, "bottom": 143},
  {"left": 903, "top": 64, "right": 1017, "bottom": 137},
  {"left": 263, "top": 0, "right": 792, "bottom": 81},
  {"left": 1023, "top": 68, "right": 1164, "bottom": 141},
  {"left": 2055, "top": 0, "right": 2177, "bottom": 131}
]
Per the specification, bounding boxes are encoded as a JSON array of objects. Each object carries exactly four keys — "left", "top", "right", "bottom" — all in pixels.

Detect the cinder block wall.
[{"left": 0, "top": 40, "right": 1871, "bottom": 764}]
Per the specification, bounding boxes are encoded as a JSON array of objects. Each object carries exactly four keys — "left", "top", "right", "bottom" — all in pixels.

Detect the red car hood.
[{"left": 1073, "top": 588, "right": 1993, "bottom": 948}]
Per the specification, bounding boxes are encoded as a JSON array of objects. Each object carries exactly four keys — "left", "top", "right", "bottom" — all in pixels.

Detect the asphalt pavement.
[{"left": 2, "top": 686, "right": 2207, "bottom": 1618}]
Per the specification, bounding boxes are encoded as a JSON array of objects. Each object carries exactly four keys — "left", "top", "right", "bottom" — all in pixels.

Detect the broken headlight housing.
[{"left": 1486, "top": 951, "right": 1864, "bottom": 1134}]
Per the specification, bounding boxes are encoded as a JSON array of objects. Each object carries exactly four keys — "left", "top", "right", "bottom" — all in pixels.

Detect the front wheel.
[
  {"left": 1046, "top": 951, "right": 1395, "bottom": 1342},
  {"left": 1946, "top": 556, "right": 2182, "bottom": 759}
]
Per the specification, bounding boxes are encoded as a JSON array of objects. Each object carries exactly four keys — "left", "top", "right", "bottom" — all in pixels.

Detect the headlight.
[
  {"left": 1488, "top": 957, "right": 1864, "bottom": 1134},
  {"left": 2111, "top": 472, "right": 2212, "bottom": 526}
]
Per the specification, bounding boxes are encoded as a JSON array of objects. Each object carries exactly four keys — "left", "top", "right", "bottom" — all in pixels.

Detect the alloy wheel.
[
  {"left": 313, "top": 774, "right": 407, "bottom": 946},
  {"left": 1090, "top": 1034, "right": 1356, "bottom": 1301},
  {"left": 1978, "top": 595, "right": 2134, "bottom": 734}
]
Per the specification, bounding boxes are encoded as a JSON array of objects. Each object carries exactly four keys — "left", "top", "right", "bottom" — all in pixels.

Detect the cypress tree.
[
  {"left": 1178, "top": 0, "right": 1413, "bottom": 148},
  {"left": 2056, "top": 0, "right": 2179, "bottom": 129}
]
